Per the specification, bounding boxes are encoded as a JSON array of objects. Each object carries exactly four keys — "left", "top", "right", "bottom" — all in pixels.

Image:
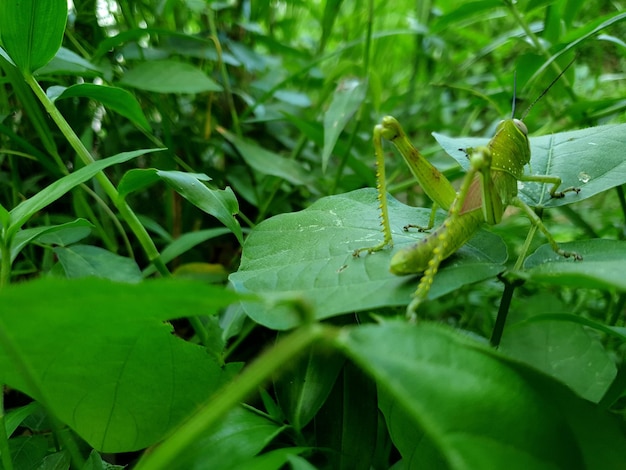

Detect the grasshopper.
[{"left": 354, "top": 69, "right": 581, "bottom": 320}]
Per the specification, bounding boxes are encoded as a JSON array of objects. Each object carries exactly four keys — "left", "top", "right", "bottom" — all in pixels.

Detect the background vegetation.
[{"left": 1, "top": 0, "right": 626, "bottom": 468}]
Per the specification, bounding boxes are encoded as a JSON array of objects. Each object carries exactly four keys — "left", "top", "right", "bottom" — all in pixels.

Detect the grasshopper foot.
[
  {"left": 562, "top": 250, "right": 583, "bottom": 261},
  {"left": 551, "top": 186, "right": 581, "bottom": 199},
  {"left": 403, "top": 223, "right": 429, "bottom": 233},
  {"left": 352, "top": 241, "right": 391, "bottom": 258},
  {"left": 352, "top": 247, "right": 369, "bottom": 257},
  {"left": 406, "top": 298, "right": 421, "bottom": 323}
]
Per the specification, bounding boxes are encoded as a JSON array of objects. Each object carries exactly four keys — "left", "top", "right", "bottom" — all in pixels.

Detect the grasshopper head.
[
  {"left": 513, "top": 118, "right": 528, "bottom": 135},
  {"left": 496, "top": 118, "right": 528, "bottom": 137}
]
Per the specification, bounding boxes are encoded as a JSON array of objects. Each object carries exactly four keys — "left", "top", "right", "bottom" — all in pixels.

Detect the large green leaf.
[
  {"left": 433, "top": 124, "right": 626, "bottom": 208},
  {"left": 230, "top": 188, "right": 507, "bottom": 330},
  {"left": 522, "top": 239, "right": 626, "bottom": 291},
  {"left": 0, "top": 0, "right": 67, "bottom": 73},
  {"left": 336, "top": 321, "right": 626, "bottom": 469},
  {"left": 0, "top": 278, "right": 241, "bottom": 452}
]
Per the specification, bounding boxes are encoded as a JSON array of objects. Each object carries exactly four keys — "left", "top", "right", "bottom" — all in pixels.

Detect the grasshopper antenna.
[
  {"left": 520, "top": 57, "right": 576, "bottom": 120},
  {"left": 511, "top": 71, "right": 517, "bottom": 119}
]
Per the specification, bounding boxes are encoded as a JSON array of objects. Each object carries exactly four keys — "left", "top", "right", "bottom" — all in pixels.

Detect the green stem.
[
  {"left": 513, "top": 223, "right": 538, "bottom": 271},
  {"left": 135, "top": 323, "right": 333, "bottom": 470},
  {"left": 23, "top": 74, "right": 170, "bottom": 277},
  {"left": 0, "top": 243, "right": 10, "bottom": 289},
  {"left": 49, "top": 416, "right": 85, "bottom": 469}
]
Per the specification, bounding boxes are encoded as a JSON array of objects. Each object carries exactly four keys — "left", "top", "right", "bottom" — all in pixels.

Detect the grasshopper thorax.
[{"left": 489, "top": 118, "right": 531, "bottom": 177}]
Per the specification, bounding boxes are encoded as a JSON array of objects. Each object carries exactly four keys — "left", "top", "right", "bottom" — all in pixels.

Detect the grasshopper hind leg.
[{"left": 512, "top": 197, "right": 583, "bottom": 261}]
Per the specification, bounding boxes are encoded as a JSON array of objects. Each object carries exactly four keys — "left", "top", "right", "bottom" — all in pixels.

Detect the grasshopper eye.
[{"left": 513, "top": 119, "right": 528, "bottom": 135}]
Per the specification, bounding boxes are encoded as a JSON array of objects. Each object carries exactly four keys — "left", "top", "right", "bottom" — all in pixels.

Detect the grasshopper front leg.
[
  {"left": 353, "top": 117, "right": 457, "bottom": 257},
  {"left": 520, "top": 173, "right": 581, "bottom": 199}
]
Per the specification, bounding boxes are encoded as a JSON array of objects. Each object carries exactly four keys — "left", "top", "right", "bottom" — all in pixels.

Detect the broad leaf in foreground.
[
  {"left": 336, "top": 321, "right": 626, "bottom": 469},
  {"left": 0, "top": 278, "right": 241, "bottom": 452},
  {"left": 230, "top": 188, "right": 507, "bottom": 329}
]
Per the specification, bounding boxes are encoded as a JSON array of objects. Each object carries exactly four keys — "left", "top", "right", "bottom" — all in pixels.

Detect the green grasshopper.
[{"left": 354, "top": 69, "right": 581, "bottom": 320}]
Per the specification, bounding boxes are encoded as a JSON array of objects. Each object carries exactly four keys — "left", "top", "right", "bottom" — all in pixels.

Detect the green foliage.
[{"left": 0, "top": 0, "right": 626, "bottom": 469}]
